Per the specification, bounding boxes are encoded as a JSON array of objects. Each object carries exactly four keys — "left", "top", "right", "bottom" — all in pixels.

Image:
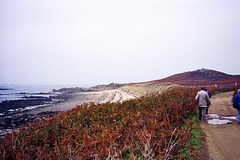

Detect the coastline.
[
  {"left": 32, "top": 89, "right": 139, "bottom": 113},
  {"left": 0, "top": 87, "right": 138, "bottom": 137},
  {"left": 0, "top": 87, "right": 90, "bottom": 136}
]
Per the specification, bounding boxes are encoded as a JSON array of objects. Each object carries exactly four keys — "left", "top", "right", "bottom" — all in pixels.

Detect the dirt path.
[{"left": 201, "top": 91, "right": 240, "bottom": 160}]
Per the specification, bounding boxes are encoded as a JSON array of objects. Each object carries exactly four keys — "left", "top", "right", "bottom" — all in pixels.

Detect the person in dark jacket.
[
  {"left": 233, "top": 89, "right": 240, "bottom": 123},
  {"left": 204, "top": 88, "right": 211, "bottom": 115}
]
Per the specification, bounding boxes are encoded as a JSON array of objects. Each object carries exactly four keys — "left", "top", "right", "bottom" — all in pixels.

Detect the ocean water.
[{"left": 0, "top": 84, "right": 92, "bottom": 103}]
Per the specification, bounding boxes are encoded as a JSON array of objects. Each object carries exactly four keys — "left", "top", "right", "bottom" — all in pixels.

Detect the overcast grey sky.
[{"left": 1, "top": 0, "right": 240, "bottom": 85}]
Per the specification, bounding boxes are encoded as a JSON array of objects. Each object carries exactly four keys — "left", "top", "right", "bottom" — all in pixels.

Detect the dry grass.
[{"left": 121, "top": 83, "right": 179, "bottom": 96}]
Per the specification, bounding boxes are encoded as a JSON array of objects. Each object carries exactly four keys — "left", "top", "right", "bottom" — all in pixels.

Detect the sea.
[
  {"left": 0, "top": 84, "right": 92, "bottom": 103},
  {"left": 0, "top": 84, "right": 95, "bottom": 136}
]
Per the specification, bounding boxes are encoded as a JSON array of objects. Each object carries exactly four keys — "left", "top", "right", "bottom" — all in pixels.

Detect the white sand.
[{"left": 36, "top": 89, "right": 139, "bottom": 113}]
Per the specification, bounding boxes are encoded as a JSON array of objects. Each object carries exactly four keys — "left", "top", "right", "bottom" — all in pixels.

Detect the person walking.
[
  {"left": 233, "top": 89, "right": 240, "bottom": 123},
  {"left": 195, "top": 87, "right": 211, "bottom": 123},
  {"left": 204, "top": 88, "right": 211, "bottom": 115}
]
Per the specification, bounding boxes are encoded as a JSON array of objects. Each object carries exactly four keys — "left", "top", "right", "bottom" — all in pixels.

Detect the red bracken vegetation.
[
  {"left": 0, "top": 87, "right": 203, "bottom": 159},
  {"left": 233, "top": 86, "right": 240, "bottom": 98},
  {"left": 1, "top": 85, "right": 236, "bottom": 159}
]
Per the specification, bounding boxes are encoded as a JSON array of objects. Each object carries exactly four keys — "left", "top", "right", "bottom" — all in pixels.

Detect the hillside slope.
[
  {"left": 148, "top": 68, "right": 240, "bottom": 87},
  {"left": 123, "top": 69, "right": 240, "bottom": 95}
]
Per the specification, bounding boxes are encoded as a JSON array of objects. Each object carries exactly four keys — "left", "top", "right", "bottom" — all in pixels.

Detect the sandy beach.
[
  {"left": 0, "top": 88, "right": 139, "bottom": 137},
  {"left": 32, "top": 89, "right": 139, "bottom": 114}
]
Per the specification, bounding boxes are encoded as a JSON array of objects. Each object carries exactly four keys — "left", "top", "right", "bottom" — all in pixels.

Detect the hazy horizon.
[
  {"left": 0, "top": 68, "right": 238, "bottom": 86},
  {"left": 1, "top": 0, "right": 240, "bottom": 85}
]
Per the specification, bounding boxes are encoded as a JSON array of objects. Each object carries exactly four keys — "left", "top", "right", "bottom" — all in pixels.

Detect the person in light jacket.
[
  {"left": 233, "top": 89, "right": 240, "bottom": 123},
  {"left": 195, "top": 87, "right": 211, "bottom": 123}
]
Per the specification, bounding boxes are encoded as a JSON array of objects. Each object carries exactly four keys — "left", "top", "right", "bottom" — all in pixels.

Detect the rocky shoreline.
[
  {"left": 0, "top": 87, "right": 96, "bottom": 137},
  {"left": 0, "top": 83, "right": 128, "bottom": 137},
  {"left": 0, "top": 110, "right": 61, "bottom": 137}
]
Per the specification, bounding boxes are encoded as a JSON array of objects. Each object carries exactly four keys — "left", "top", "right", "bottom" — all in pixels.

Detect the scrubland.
[{"left": 0, "top": 87, "right": 207, "bottom": 159}]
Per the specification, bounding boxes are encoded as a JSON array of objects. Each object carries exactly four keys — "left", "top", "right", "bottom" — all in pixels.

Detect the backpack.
[
  {"left": 233, "top": 103, "right": 239, "bottom": 110},
  {"left": 233, "top": 94, "right": 239, "bottom": 110}
]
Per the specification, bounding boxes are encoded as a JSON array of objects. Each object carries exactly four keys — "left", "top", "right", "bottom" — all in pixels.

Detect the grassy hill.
[
  {"left": 121, "top": 83, "right": 179, "bottom": 96},
  {"left": 119, "top": 68, "right": 239, "bottom": 97},
  {"left": 148, "top": 68, "right": 240, "bottom": 87}
]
